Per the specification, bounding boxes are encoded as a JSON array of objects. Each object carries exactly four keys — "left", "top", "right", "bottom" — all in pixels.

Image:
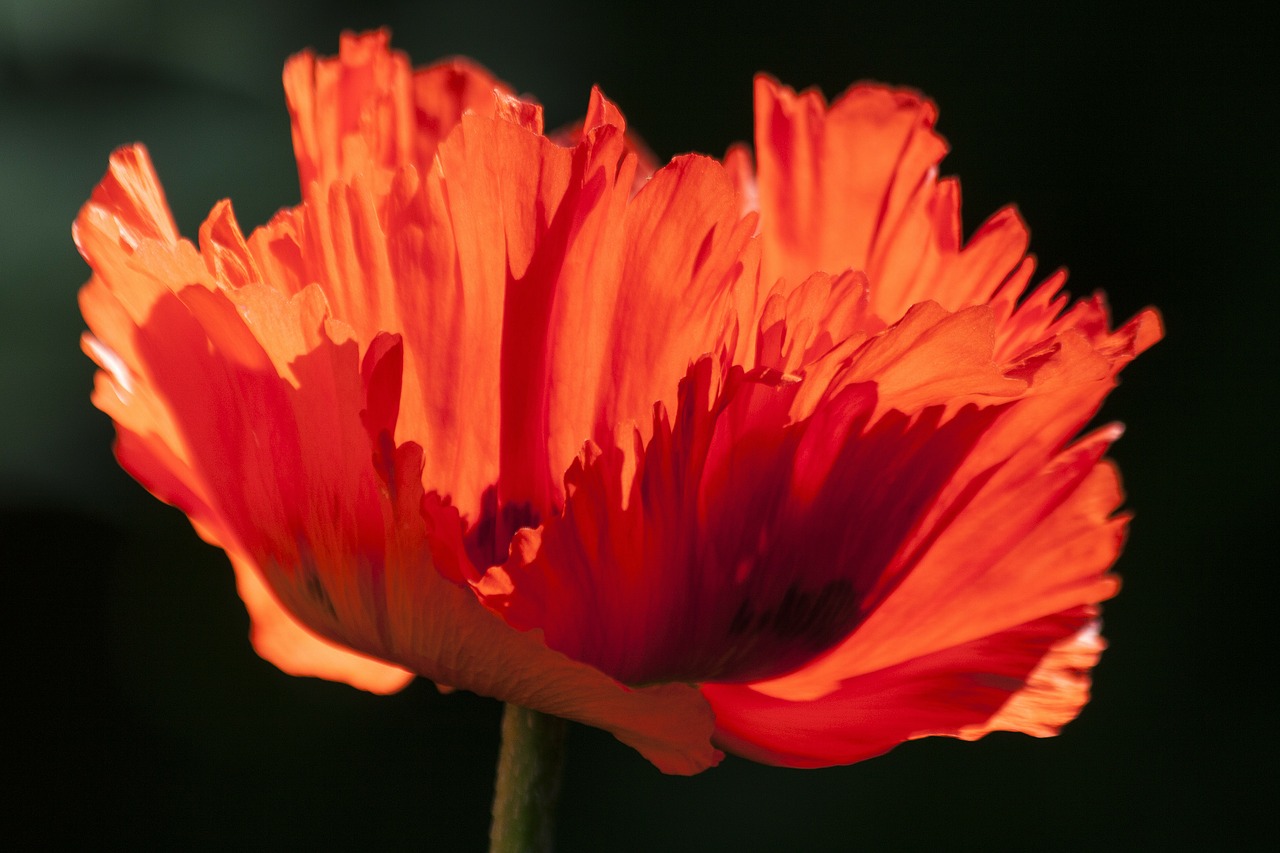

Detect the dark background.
[{"left": 2, "top": 0, "right": 1273, "bottom": 849}]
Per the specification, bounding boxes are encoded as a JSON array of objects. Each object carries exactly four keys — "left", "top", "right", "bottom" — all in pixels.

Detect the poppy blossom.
[{"left": 77, "top": 30, "right": 1160, "bottom": 775}]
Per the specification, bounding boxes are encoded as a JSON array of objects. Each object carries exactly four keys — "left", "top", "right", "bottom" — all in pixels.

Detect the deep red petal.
[
  {"left": 479, "top": 354, "right": 1008, "bottom": 686},
  {"left": 703, "top": 607, "right": 1096, "bottom": 768},
  {"left": 748, "top": 427, "right": 1126, "bottom": 703}
]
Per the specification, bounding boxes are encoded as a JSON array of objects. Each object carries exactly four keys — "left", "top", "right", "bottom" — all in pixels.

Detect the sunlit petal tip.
[
  {"left": 231, "top": 553, "right": 416, "bottom": 696},
  {"left": 73, "top": 144, "right": 177, "bottom": 256},
  {"left": 953, "top": 616, "right": 1109, "bottom": 741},
  {"left": 81, "top": 332, "right": 135, "bottom": 397},
  {"left": 583, "top": 85, "right": 627, "bottom": 134},
  {"left": 493, "top": 90, "right": 545, "bottom": 134}
]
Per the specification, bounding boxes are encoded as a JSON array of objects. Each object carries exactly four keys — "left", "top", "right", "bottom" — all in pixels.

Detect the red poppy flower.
[{"left": 77, "top": 31, "right": 1160, "bottom": 774}]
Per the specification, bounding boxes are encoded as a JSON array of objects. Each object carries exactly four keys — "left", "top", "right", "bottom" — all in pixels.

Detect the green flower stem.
[{"left": 488, "top": 703, "right": 568, "bottom": 853}]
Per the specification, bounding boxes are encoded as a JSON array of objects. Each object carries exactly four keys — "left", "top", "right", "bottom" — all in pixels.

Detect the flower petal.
[
  {"left": 229, "top": 552, "right": 415, "bottom": 693},
  {"left": 743, "top": 420, "right": 1128, "bottom": 701},
  {"left": 951, "top": 617, "right": 1107, "bottom": 741},
  {"left": 77, "top": 146, "right": 722, "bottom": 774},
  {"left": 550, "top": 86, "right": 664, "bottom": 195},
  {"left": 437, "top": 96, "right": 755, "bottom": 526},
  {"left": 750, "top": 77, "right": 1030, "bottom": 323},
  {"left": 835, "top": 301, "right": 1027, "bottom": 413},
  {"left": 284, "top": 29, "right": 507, "bottom": 192},
  {"left": 479, "top": 355, "right": 1005, "bottom": 686},
  {"left": 271, "top": 33, "right": 761, "bottom": 537},
  {"left": 703, "top": 606, "right": 1097, "bottom": 768}
]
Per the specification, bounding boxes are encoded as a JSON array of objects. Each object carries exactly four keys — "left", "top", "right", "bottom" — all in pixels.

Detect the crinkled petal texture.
[
  {"left": 76, "top": 32, "right": 730, "bottom": 775},
  {"left": 478, "top": 74, "right": 1159, "bottom": 765},
  {"left": 79, "top": 31, "right": 1159, "bottom": 774},
  {"left": 702, "top": 77, "right": 1161, "bottom": 765}
]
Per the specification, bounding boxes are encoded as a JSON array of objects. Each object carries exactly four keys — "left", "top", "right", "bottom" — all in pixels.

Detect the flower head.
[{"left": 77, "top": 30, "right": 1160, "bottom": 774}]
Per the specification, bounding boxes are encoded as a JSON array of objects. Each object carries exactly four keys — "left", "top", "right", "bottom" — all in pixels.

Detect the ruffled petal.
[
  {"left": 703, "top": 606, "right": 1097, "bottom": 768},
  {"left": 274, "top": 36, "right": 534, "bottom": 525},
  {"left": 439, "top": 100, "right": 632, "bottom": 519},
  {"left": 834, "top": 301, "right": 1027, "bottom": 414},
  {"left": 267, "top": 34, "right": 761, "bottom": 538},
  {"left": 750, "top": 77, "right": 1030, "bottom": 323},
  {"left": 284, "top": 29, "right": 506, "bottom": 193},
  {"left": 698, "top": 280, "right": 1157, "bottom": 762},
  {"left": 478, "top": 355, "right": 1005, "bottom": 686},
  {"left": 77, "top": 145, "right": 416, "bottom": 694},
  {"left": 550, "top": 87, "right": 664, "bottom": 195},
  {"left": 951, "top": 616, "right": 1107, "bottom": 741},
  {"left": 754, "top": 270, "right": 873, "bottom": 375},
  {"left": 77, "top": 146, "right": 721, "bottom": 774},
  {"left": 437, "top": 92, "right": 755, "bottom": 527},
  {"left": 745, "top": 423, "right": 1127, "bottom": 705},
  {"left": 78, "top": 40, "right": 1161, "bottom": 777},
  {"left": 229, "top": 552, "right": 415, "bottom": 694}
]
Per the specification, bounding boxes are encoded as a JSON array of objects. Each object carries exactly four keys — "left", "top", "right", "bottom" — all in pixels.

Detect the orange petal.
[
  {"left": 750, "top": 77, "right": 1030, "bottom": 323},
  {"left": 269, "top": 37, "right": 760, "bottom": 532},
  {"left": 77, "top": 146, "right": 722, "bottom": 774},
  {"left": 951, "top": 616, "right": 1107, "bottom": 741},
  {"left": 438, "top": 102, "right": 631, "bottom": 519},
  {"left": 837, "top": 301, "right": 1027, "bottom": 413},
  {"left": 437, "top": 97, "right": 755, "bottom": 524},
  {"left": 754, "top": 270, "right": 873, "bottom": 375},
  {"left": 284, "top": 29, "right": 507, "bottom": 192},
  {"left": 601, "top": 153, "right": 759, "bottom": 442},
  {"left": 549, "top": 86, "right": 663, "bottom": 195},
  {"left": 744, "top": 429, "right": 1127, "bottom": 703},
  {"left": 703, "top": 606, "right": 1097, "bottom": 768},
  {"left": 230, "top": 552, "right": 414, "bottom": 694},
  {"left": 741, "top": 288, "right": 1158, "bottom": 711}
]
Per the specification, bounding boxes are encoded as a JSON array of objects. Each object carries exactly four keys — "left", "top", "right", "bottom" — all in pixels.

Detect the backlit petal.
[
  {"left": 78, "top": 34, "right": 1160, "bottom": 775},
  {"left": 751, "top": 76, "right": 1030, "bottom": 322},
  {"left": 479, "top": 356, "right": 1006, "bottom": 686},
  {"left": 77, "top": 145, "right": 720, "bottom": 774},
  {"left": 285, "top": 29, "right": 506, "bottom": 192},
  {"left": 703, "top": 607, "right": 1097, "bottom": 768}
]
